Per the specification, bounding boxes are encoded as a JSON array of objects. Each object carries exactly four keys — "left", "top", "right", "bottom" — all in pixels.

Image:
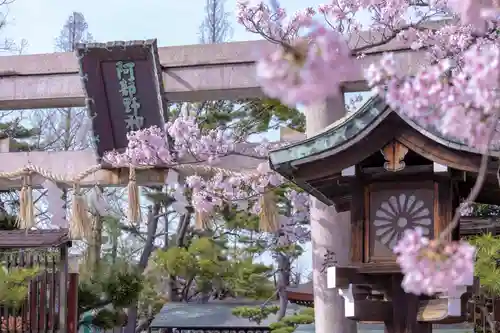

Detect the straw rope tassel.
[
  {"left": 16, "top": 172, "right": 34, "bottom": 229},
  {"left": 127, "top": 167, "right": 141, "bottom": 224},
  {"left": 258, "top": 190, "right": 279, "bottom": 232},
  {"left": 71, "top": 183, "right": 92, "bottom": 240},
  {"left": 194, "top": 210, "right": 210, "bottom": 230},
  {"left": 16, "top": 175, "right": 26, "bottom": 228},
  {"left": 25, "top": 173, "right": 34, "bottom": 229}
]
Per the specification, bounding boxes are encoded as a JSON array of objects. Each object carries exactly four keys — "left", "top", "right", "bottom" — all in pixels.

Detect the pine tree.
[
  {"left": 44, "top": 12, "right": 145, "bottom": 332},
  {"left": 140, "top": 0, "right": 308, "bottom": 327},
  {"left": 0, "top": 0, "right": 40, "bottom": 306},
  {"left": 0, "top": 114, "right": 41, "bottom": 230}
]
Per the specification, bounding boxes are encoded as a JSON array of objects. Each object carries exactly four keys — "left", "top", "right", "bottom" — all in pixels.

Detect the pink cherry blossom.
[
  {"left": 394, "top": 228, "right": 475, "bottom": 295},
  {"left": 235, "top": 0, "right": 499, "bottom": 296},
  {"left": 367, "top": 43, "right": 500, "bottom": 150},
  {"left": 238, "top": 0, "right": 500, "bottom": 147},
  {"left": 103, "top": 0, "right": 500, "bottom": 297},
  {"left": 447, "top": 0, "right": 500, "bottom": 27},
  {"left": 257, "top": 26, "right": 358, "bottom": 106},
  {"left": 104, "top": 116, "right": 310, "bottom": 245}
]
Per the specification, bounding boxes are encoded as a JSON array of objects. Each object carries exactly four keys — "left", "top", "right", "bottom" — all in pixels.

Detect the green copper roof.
[
  {"left": 269, "top": 96, "right": 500, "bottom": 169},
  {"left": 269, "top": 96, "right": 390, "bottom": 167}
]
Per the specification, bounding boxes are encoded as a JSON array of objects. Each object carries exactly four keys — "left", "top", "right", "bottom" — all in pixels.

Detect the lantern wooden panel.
[
  {"left": 365, "top": 181, "right": 435, "bottom": 262},
  {"left": 358, "top": 179, "right": 456, "bottom": 264}
]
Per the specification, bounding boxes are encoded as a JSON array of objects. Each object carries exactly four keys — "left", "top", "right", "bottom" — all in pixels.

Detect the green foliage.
[
  {"left": 235, "top": 99, "right": 305, "bottom": 134},
  {"left": 269, "top": 308, "right": 314, "bottom": 333},
  {"left": 220, "top": 206, "right": 260, "bottom": 232},
  {"left": 78, "top": 263, "right": 144, "bottom": 329},
  {"left": 92, "top": 308, "right": 128, "bottom": 328},
  {"left": 467, "top": 203, "right": 500, "bottom": 217},
  {"left": 233, "top": 306, "right": 314, "bottom": 333},
  {"left": 169, "top": 98, "right": 305, "bottom": 135},
  {"left": 149, "top": 236, "right": 275, "bottom": 300},
  {"left": 469, "top": 233, "right": 500, "bottom": 293},
  {"left": 0, "top": 120, "right": 40, "bottom": 228},
  {"left": 0, "top": 266, "right": 39, "bottom": 306},
  {"left": 137, "top": 274, "right": 167, "bottom": 318},
  {"left": 224, "top": 259, "right": 275, "bottom": 299},
  {"left": 232, "top": 305, "right": 279, "bottom": 324}
]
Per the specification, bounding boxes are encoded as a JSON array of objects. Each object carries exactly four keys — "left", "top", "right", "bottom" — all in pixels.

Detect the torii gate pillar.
[{"left": 306, "top": 97, "right": 356, "bottom": 333}]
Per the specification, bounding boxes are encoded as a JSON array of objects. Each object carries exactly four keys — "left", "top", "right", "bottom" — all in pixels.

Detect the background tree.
[
  {"left": 119, "top": 1, "right": 308, "bottom": 331},
  {"left": 29, "top": 11, "right": 95, "bottom": 230},
  {"left": 196, "top": 1, "right": 308, "bottom": 322},
  {"left": 0, "top": 0, "right": 37, "bottom": 229},
  {"left": 0, "top": 0, "right": 40, "bottom": 311},
  {"left": 199, "top": 0, "right": 232, "bottom": 44},
  {"left": 0, "top": 121, "right": 40, "bottom": 230},
  {"left": 77, "top": 262, "right": 143, "bottom": 330},
  {"left": 34, "top": 11, "right": 93, "bottom": 152},
  {"left": 0, "top": 0, "right": 27, "bottom": 53}
]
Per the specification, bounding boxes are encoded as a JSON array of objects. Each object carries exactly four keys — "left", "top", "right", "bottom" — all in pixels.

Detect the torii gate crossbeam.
[
  {"left": 0, "top": 24, "right": 446, "bottom": 190},
  {"left": 0, "top": 35, "right": 431, "bottom": 110}
]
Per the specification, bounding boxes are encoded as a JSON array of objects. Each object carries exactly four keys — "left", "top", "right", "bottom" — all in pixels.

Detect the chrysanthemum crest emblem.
[{"left": 374, "top": 193, "right": 432, "bottom": 249}]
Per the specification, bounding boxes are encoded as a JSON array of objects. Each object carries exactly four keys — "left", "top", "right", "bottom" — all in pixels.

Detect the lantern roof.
[
  {"left": 269, "top": 96, "right": 500, "bottom": 209},
  {"left": 270, "top": 96, "right": 499, "bottom": 169}
]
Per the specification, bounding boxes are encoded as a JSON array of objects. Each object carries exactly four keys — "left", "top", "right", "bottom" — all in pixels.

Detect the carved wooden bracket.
[
  {"left": 326, "top": 266, "right": 475, "bottom": 323},
  {"left": 333, "top": 283, "right": 392, "bottom": 321},
  {"left": 380, "top": 141, "right": 409, "bottom": 172},
  {"left": 327, "top": 266, "right": 392, "bottom": 321},
  {"left": 340, "top": 284, "right": 355, "bottom": 317}
]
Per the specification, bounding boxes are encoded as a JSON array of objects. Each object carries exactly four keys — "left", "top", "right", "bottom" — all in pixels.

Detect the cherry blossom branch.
[
  {"left": 350, "top": 20, "right": 434, "bottom": 54},
  {"left": 439, "top": 110, "right": 500, "bottom": 241},
  {"left": 201, "top": 182, "right": 291, "bottom": 203}
]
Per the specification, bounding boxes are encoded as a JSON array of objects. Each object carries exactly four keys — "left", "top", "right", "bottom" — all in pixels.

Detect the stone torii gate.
[
  {"left": 0, "top": 35, "right": 429, "bottom": 189},
  {"left": 0, "top": 25, "right": 442, "bottom": 333}
]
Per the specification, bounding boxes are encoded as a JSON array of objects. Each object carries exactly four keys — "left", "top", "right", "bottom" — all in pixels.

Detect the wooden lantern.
[
  {"left": 357, "top": 141, "right": 456, "bottom": 267},
  {"left": 269, "top": 96, "right": 499, "bottom": 331}
]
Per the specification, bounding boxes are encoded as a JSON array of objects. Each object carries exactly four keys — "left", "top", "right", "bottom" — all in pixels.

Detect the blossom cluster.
[
  {"left": 367, "top": 40, "right": 500, "bottom": 150},
  {"left": 104, "top": 116, "right": 310, "bottom": 245},
  {"left": 104, "top": 116, "right": 234, "bottom": 166},
  {"left": 448, "top": 0, "right": 500, "bottom": 26},
  {"left": 256, "top": 26, "right": 358, "bottom": 106},
  {"left": 393, "top": 228, "right": 475, "bottom": 295},
  {"left": 238, "top": 0, "right": 500, "bottom": 149},
  {"left": 186, "top": 161, "right": 282, "bottom": 214}
]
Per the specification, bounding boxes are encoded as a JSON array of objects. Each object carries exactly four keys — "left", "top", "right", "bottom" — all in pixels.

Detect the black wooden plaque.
[{"left": 75, "top": 39, "right": 167, "bottom": 158}]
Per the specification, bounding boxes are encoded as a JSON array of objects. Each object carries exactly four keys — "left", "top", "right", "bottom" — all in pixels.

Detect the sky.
[
  {"left": 0, "top": 0, "right": 371, "bottom": 274},
  {"left": 1, "top": 0, "right": 326, "bottom": 54}
]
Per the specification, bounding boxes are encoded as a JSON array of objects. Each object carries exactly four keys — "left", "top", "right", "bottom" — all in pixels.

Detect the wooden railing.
[{"left": 0, "top": 250, "right": 77, "bottom": 333}]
